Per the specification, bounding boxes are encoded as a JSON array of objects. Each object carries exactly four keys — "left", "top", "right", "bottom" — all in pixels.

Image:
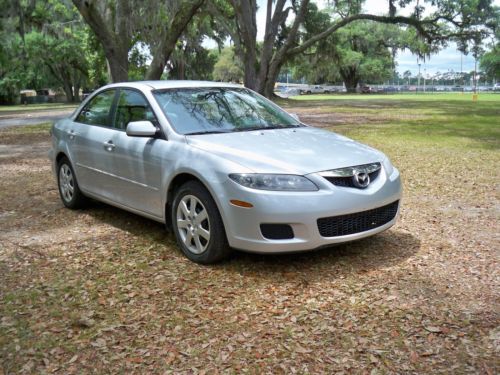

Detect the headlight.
[
  {"left": 229, "top": 174, "right": 318, "bottom": 191},
  {"left": 382, "top": 156, "right": 394, "bottom": 176}
]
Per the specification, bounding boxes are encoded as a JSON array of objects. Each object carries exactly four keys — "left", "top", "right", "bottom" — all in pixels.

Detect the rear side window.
[
  {"left": 114, "top": 89, "right": 156, "bottom": 130},
  {"left": 76, "top": 90, "right": 115, "bottom": 126}
]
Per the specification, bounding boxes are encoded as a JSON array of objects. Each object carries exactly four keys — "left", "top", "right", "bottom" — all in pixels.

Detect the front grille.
[
  {"left": 325, "top": 169, "right": 380, "bottom": 188},
  {"left": 317, "top": 200, "right": 399, "bottom": 237},
  {"left": 260, "top": 224, "right": 294, "bottom": 240}
]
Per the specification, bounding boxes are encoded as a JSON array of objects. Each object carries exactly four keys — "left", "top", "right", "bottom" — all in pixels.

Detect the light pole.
[
  {"left": 474, "top": 57, "right": 478, "bottom": 94},
  {"left": 423, "top": 68, "right": 426, "bottom": 92},
  {"left": 417, "top": 58, "right": 421, "bottom": 94},
  {"left": 461, "top": 52, "right": 464, "bottom": 90}
]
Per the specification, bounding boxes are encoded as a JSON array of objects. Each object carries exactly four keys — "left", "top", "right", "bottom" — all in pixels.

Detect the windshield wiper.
[
  {"left": 184, "top": 130, "right": 233, "bottom": 135},
  {"left": 232, "top": 124, "right": 303, "bottom": 132}
]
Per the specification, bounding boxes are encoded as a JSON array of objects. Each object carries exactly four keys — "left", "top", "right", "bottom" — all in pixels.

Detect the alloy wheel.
[
  {"left": 59, "top": 164, "right": 74, "bottom": 203},
  {"left": 176, "top": 194, "right": 211, "bottom": 254}
]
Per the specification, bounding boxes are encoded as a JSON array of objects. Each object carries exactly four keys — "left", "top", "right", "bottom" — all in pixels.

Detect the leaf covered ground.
[{"left": 1, "top": 95, "right": 499, "bottom": 374}]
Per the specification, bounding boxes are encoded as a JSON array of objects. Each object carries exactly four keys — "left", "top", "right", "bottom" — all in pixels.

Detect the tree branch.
[{"left": 287, "top": 13, "right": 437, "bottom": 56}]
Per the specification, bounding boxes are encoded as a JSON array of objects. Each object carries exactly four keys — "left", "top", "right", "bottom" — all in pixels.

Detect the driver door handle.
[{"left": 103, "top": 140, "right": 115, "bottom": 152}]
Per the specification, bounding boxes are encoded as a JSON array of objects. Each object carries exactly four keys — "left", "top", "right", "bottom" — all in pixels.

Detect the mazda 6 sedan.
[{"left": 50, "top": 81, "right": 402, "bottom": 263}]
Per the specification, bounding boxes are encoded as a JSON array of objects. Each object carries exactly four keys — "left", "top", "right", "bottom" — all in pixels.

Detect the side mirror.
[
  {"left": 126, "top": 121, "right": 157, "bottom": 137},
  {"left": 290, "top": 113, "right": 300, "bottom": 121}
]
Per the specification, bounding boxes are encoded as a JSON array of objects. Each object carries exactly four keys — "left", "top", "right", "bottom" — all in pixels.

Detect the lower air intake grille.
[
  {"left": 317, "top": 200, "right": 399, "bottom": 237},
  {"left": 260, "top": 224, "right": 294, "bottom": 240}
]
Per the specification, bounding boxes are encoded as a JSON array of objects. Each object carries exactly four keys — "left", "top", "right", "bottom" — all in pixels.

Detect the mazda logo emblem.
[{"left": 353, "top": 170, "right": 370, "bottom": 188}]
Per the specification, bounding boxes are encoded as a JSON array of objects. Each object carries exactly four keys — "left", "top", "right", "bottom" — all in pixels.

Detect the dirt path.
[{"left": 0, "top": 108, "right": 74, "bottom": 128}]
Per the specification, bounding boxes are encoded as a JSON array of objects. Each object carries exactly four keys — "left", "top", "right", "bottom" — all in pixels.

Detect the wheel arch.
[
  {"left": 56, "top": 151, "right": 68, "bottom": 165},
  {"left": 164, "top": 172, "right": 223, "bottom": 230}
]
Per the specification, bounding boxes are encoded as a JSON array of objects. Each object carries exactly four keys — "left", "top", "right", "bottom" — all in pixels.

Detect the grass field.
[{"left": 0, "top": 94, "right": 499, "bottom": 373}]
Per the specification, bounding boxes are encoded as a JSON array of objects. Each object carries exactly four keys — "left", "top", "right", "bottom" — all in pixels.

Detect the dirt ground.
[{"left": 0, "top": 104, "right": 499, "bottom": 374}]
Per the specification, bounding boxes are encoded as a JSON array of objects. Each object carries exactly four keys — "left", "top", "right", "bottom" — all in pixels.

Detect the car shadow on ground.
[
  {"left": 225, "top": 229, "right": 420, "bottom": 282},
  {"left": 84, "top": 200, "right": 420, "bottom": 281}
]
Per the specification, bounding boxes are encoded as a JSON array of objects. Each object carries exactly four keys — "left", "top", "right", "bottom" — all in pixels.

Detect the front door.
[{"left": 107, "top": 89, "right": 164, "bottom": 217}]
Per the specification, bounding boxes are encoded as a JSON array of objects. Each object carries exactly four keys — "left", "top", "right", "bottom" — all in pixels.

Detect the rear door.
[{"left": 71, "top": 89, "right": 120, "bottom": 201}]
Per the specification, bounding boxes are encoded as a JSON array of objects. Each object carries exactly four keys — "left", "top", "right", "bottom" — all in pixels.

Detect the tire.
[
  {"left": 171, "top": 181, "right": 231, "bottom": 264},
  {"left": 57, "top": 157, "right": 87, "bottom": 209}
]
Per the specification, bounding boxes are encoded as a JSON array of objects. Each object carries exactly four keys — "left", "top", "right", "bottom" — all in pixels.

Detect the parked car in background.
[
  {"left": 361, "top": 85, "right": 373, "bottom": 93},
  {"left": 301, "top": 85, "right": 329, "bottom": 94},
  {"left": 383, "top": 86, "right": 398, "bottom": 93},
  {"left": 50, "top": 81, "right": 402, "bottom": 264},
  {"left": 494, "top": 83, "right": 500, "bottom": 92},
  {"left": 280, "top": 87, "right": 302, "bottom": 97}
]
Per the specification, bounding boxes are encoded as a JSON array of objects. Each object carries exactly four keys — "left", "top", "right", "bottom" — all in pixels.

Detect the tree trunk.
[
  {"left": 73, "top": 76, "right": 81, "bottom": 102},
  {"left": 105, "top": 46, "right": 129, "bottom": 82},
  {"left": 178, "top": 58, "right": 185, "bottom": 80},
  {"left": 261, "top": 59, "right": 283, "bottom": 97},
  {"left": 252, "top": 0, "right": 309, "bottom": 97},
  {"left": 145, "top": 53, "right": 166, "bottom": 80},
  {"left": 342, "top": 68, "right": 359, "bottom": 92},
  {"left": 72, "top": 0, "right": 131, "bottom": 83},
  {"left": 343, "top": 76, "right": 359, "bottom": 92},
  {"left": 243, "top": 52, "right": 258, "bottom": 91},
  {"left": 62, "top": 82, "right": 74, "bottom": 103}
]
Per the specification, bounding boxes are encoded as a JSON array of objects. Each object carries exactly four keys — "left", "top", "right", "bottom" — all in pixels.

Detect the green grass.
[
  {"left": 0, "top": 103, "right": 77, "bottom": 113},
  {"left": 286, "top": 93, "right": 500, "bottom": 151}
]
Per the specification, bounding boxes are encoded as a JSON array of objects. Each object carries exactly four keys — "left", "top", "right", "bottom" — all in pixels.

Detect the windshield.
[{"left": 153, "top": 87, "right": 302, "bottom": 135}]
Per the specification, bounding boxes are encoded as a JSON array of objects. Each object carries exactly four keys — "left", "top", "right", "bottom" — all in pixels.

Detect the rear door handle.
[{"left": 103, "top": 140, "right": 115, "bottom": 152}]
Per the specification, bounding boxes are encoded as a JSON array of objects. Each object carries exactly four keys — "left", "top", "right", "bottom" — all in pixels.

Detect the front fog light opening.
[{"left": 260, "top": 224, "right": 294, "bottom": 240}]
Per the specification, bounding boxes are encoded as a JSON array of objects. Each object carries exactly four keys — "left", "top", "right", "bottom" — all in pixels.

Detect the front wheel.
[{"left": 171, "top": 181, "right": 231, "bottom": 264}]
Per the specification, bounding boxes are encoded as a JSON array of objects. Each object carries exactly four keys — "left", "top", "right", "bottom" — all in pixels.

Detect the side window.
[
  {"left": 114, "top": 90, "right": 156, "bottom": 130},
  {"left": 75, "top": 90, "right": 115, "bottom": 126}
]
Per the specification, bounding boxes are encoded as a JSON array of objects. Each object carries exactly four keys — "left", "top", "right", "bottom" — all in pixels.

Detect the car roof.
[{"left": 100, "top": 80, "right": 244, "bottom": 91}]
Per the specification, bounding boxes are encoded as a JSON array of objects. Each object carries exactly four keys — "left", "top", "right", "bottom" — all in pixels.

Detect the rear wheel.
[
  {"left": 57, "top": 157, "right": 86, "bottom": 209},
  {"left": 171, "top": 181, "right": 231, "bottom": 264}
]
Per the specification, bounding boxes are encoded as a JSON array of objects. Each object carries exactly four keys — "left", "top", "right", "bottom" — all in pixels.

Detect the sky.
[
  {"left": 246, "top": 0, "right": 499, "bottom": 77},
  {"left": 360, "top": 0, "right": 499, "bottom": 77}
]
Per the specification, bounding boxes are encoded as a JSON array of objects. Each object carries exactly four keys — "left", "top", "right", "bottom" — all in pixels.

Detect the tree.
[
  {"left": 292, "top": 21, "right": 398, "bottom": 91},
  {"left": 0, "top": 0, "right": 107, "bottom": 103},
  {"left": 212, "top": 47, "right": 244, "bottom": 82},
  {"left": 71, "top": 0, "right": 204, "bottom": 82},
  {"left": 480, "top": 44, "right": 500, "bottom": 82},
  {"left": 166, "top": 10, "right": 226, "bottom": 80},
  {"left": 25, "top": 29, "right": 88, "bottom": 102},
  {"left": 403, "top": 70, "right": 412, "bottom": 85},
  {"left": 211, "top": 0, "right": 498, "bottom": 97}
]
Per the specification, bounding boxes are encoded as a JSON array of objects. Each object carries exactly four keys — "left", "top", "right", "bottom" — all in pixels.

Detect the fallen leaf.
[
  {"left": 410, "top": 351, "right": 419, "bottom": 364},
  {"left": 424, "top": 326, "right": 442, "bottom": 333}
]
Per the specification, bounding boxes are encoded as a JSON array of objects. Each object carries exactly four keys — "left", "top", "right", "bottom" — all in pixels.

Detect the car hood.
[{"left": 186, "top": 127, "right": 384, "bottom": 175}]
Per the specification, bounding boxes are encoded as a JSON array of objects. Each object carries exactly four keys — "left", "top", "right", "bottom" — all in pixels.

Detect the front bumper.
[{"left": 218, "top": 167, "right": 402, "bottom": 253}]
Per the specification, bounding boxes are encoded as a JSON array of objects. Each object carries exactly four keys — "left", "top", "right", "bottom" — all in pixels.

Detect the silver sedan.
[{"left": 50, "top": 81, "right": 402, "bottom": 263}]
